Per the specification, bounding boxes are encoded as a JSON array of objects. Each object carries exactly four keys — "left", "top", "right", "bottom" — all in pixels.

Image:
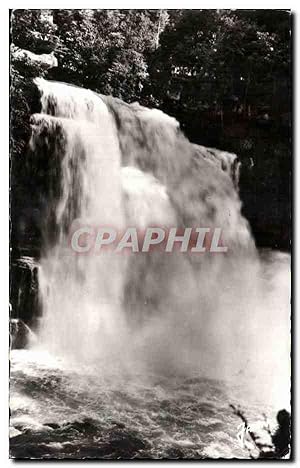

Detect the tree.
[
  {"left": 147, "top": 9, "right": 291, "bottom": 125},
  {"left": 49, "top": 9, "right": 167, "bottom": 101},
  {"left": 146, "top": 10, "right": 291, "bottom": 249}
]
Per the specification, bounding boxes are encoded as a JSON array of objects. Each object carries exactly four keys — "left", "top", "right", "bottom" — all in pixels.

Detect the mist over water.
[{"left": 28, "top": 78, "right": 290, "bottom": 407}]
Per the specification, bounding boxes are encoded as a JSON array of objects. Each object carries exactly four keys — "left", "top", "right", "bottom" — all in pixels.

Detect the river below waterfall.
[
  {"left": 9, "top": 350, "right": 278, "bottom": 460},
  {"left": 10, "top": 250, "right": 290, "bottom": 460}
]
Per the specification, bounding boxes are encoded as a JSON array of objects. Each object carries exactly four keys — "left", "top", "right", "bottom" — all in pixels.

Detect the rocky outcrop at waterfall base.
[
  {"left": 230, "top": 405, "right": 291, "bottom": 459},
  {"left": 10, "top": 318, "right": 36, "bottom": 349},
  {"left": 10, "top": 416, "right": 152, "bottom": 459},
  {"left": 10, "top": 256, "right": 40, "bottom": 328}
]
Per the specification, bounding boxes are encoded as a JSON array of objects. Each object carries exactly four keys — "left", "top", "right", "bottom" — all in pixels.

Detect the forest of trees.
[{"left": 10, "top": 9, "right": 292, "bottom": 254}]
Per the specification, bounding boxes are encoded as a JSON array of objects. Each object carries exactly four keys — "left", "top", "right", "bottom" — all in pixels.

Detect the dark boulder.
[
  {"left": 10, "top": 318, "right": 36, "bottom": 349},
  {"left": 10, "top": 256, "right": 40, "bottom": 327}
]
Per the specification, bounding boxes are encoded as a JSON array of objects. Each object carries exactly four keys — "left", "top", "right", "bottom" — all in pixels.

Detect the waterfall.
[
  {"left": 31, "top": 79, "right": 127, "bottom": 361},
  {"left": 30, "top": 79, "right": 290, "bottom": 407}
]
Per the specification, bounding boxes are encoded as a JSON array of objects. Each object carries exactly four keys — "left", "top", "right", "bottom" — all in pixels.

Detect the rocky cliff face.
[
  {"left": 10, "top": 257, "right": 40, "bottom": 327},
  {"left": 10, "top": 318, "right": 37, "bottom": 349}
]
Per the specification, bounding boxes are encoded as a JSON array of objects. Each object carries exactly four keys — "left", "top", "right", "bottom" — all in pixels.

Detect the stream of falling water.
[{"left": 10, "top": 79, "right": 290, "bottom": 459}]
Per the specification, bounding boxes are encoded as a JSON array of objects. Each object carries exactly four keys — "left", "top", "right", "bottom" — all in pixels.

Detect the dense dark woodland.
[{"left": 10, "top": 9, "right": 291, "bottom": 259}]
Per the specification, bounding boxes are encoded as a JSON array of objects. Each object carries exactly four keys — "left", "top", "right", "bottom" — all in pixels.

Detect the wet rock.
[
  {"left": 61, "top": 418, "right": 100, "bottom": 435},
  {"left": 44, "top": 423, "right": 60, "bottom": 430},
  {"left": 111, "top": 421, "right": 126, "bottom": 429},
  {"left": 10, "top": 318, "right": 36, "bottom": 349},
  {"left": 10, "top": 256, "right": 40, "bottom": 326},
  {"left": 106, "top": 430, "right": 149, "bottom": 458}
]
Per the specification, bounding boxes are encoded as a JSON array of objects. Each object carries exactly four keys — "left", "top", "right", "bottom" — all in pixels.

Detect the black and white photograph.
[{"left": 9, "top": 8, "right": 292, "bottom": 460}]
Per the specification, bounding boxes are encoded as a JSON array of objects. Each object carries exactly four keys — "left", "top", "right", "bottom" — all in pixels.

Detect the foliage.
[
  {"left": 145, "top": 10, "right": 291, "bottom": 249},
  {"left": 49, "top": 9, "right": 167, "bottom": 101},
  {"left": 11, "top": 9, "right": 58, "bottom": 54},
  {"left": 147, "top": 9, "right": 291, "bottom": 117}
]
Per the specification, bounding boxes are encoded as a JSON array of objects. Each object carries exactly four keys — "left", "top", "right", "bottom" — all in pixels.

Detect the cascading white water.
[
  {"left": 30, "top": 78, "right": 290, "bottom": 409},
  {"left": 31, "top": 79, "right": 128, "bottom": 362}
]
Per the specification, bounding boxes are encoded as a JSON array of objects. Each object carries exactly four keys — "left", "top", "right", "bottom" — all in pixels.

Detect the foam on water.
[{"left": 10, "top": 347, "right": 277, "bottom": 459}]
